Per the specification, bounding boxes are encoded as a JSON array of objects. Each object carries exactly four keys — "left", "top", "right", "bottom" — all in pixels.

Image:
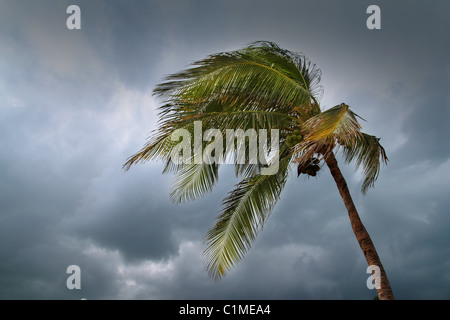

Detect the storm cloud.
[{"left": 0, "top": 0, "right": 449, "bottom": 299}]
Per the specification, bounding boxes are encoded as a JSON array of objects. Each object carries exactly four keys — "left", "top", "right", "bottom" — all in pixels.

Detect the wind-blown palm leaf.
[
  {"left": 153, "top": 41, "right": 322, "bottom": 115},
  {"left": 169, "top": 162, "right": 220, "bottom": 204},
  {"left": 200, "top": 109, "right": 294, "bottom": 132},
  {"left": 122, "top": 117, "right": 196, "bottom": 170},
  {"left": 204, "top": 154, "right": 292, "bottom": 279},
  {"left": 292, "top": 103, "right": 387, "bottom": 193},
  {"left": 339, "top": 133, "right": 388, "bottom": 194},
  {"left": 290, "top": 104, "right": 360, "bottom": 167},
  {"left": 303, "top": 103, "right": 363, "bottom": 143},
  {"left": 168, "top": 121, "right": 283, "bottom": 203},
  {"left": 123, "top": 100, "right": 294, "bottom": 170}
]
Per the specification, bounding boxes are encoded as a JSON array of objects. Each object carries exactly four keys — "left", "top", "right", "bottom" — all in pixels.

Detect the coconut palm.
[{"left": 123, "top": 41, "right": 394, "bottom": 299}]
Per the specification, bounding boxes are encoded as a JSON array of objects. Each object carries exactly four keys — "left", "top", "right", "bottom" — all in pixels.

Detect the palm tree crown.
[{"left": 124, "top": 41, "right": 392, "bottom": 298}]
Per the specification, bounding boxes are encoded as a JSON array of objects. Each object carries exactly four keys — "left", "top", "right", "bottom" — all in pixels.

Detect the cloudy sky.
[{"left": 0, "top": 0, "right": 449, "bottom": 300}]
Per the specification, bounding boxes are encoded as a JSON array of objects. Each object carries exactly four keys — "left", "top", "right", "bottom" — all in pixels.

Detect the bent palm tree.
[{"left": 124, "top": 41, "right": 394, "bottom": 299}]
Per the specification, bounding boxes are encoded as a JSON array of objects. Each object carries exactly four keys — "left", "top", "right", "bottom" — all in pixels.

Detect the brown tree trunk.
[{"left": 324, "top": 152, "right": 394, "bottom": 300}]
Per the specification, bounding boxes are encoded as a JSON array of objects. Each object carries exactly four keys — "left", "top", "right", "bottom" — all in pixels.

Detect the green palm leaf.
[
  {"left": 153, "top": 41, "right": 321, "bottom": 117},
  {"left": 339, "top": 133, "right": 388, "bottom": 194},
  {"left": 303, "top": 103, "right": 363, "bottom": 143},
  {"left": 291, "top": 103, "right": 386, "bottom": 193},
  {"left": 169, "top": 162, "right": 220, "bottom": 204},
  {"left": 204, "top": 154, "right": 291, "bottom": 279}
]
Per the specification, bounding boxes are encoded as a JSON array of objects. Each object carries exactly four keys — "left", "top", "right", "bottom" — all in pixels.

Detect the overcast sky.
[{"left": 0, "top": 0, "right": 449, "bottom": 300}]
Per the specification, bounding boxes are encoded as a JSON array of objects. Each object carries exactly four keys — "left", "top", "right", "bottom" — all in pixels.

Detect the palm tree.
[{"left": 123, "top": 41, "right": 394, "bottom": 300}]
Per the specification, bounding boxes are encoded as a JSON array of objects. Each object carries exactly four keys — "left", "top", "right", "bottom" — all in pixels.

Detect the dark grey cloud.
[
  {"left": 59, "top": 164, "right": 178, "bottom": 262},
  {"left": 398, "top": 70, "right": 450, "bottom": 163},
  {"left": 0, "top": 0, "right": 449, "bottom": 300}
]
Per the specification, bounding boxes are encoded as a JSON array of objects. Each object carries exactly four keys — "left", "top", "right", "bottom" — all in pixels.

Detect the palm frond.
[
  {"left": 169, "top": 162, "right": 220, "bottom": 204},
  {"left": 123, "top": 103, "right": 294, "bottom": 171},
  {"left": 122, "top": 118, "right": 197, "bottom": 170},
  {"left": 203, "top": 155, "right": 291, "bottom": 280},
  {"left": 125, "top": 41, "right": 323, "bottom": 172},
  {"left": 295, "top": 103, "right": 387, "bottom": 193},
  {"left": 303, "top": 103, "right": 363, "bottom": 144},
  {"left": 153, "top": 41, "right": 321, "bottom": 115},
  {"left": 339, "top": 133, "right": 388, "bottom": 194}
]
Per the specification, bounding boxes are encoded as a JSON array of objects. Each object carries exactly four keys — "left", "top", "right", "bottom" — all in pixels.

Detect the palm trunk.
[{"left": 324, "top": 152, "right": 394, "bottom": 300}]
